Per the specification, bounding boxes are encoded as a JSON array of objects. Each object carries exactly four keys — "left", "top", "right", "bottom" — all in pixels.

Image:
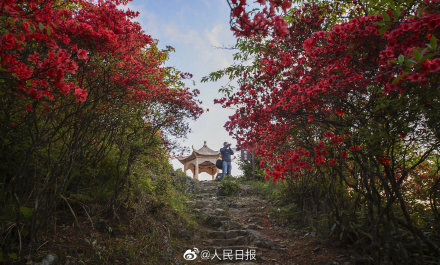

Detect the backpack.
[{"left": 215, "top": 159, "right": 223, "bottom": 169}]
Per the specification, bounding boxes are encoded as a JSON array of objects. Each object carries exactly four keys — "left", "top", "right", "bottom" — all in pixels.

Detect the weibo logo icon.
[{"left": 183, "top": 247, "right": 199, "bottom": 260}]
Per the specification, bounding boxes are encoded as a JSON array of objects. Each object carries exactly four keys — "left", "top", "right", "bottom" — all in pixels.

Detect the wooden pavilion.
[{"left": 178, "top": 141, "right": 220, "bottom": 180}]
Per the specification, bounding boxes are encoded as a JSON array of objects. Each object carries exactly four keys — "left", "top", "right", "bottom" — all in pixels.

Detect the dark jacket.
[{"left": 220, "top": 146, "right": 234, "bottom": 162}]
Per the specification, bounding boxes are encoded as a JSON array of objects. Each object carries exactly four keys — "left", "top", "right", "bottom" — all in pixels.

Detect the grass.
[
  {"left": 242, "top": 179, "right": 285, "bottom": 200},
  {"left": 23, "top": 172, "right": 202, "bottom": 265}
]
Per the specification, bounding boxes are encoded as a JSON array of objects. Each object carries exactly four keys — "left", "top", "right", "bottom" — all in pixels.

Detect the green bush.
[
  {"left": 238, "top": 156, "right": 265, "bottom": 181},
  {"left": 218, "top": 175, "right": 240, "bottom": 196}
]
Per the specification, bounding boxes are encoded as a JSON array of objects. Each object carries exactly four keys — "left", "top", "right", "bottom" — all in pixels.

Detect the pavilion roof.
[{"left": 177, "top": 141, "right": 219, "bottom": 164}]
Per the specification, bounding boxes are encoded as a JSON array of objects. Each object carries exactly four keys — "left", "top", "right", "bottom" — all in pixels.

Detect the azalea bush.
[
  {"left": 0, "top": 0, "right": 203, "bottom": 262},
  {"left": 205, "top": 0, "right": 440, "bottom": 263}
]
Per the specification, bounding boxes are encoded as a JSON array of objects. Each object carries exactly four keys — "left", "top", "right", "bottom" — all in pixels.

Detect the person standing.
[{"left": 220, "top": 142, "right": 234, "bottom": 179}]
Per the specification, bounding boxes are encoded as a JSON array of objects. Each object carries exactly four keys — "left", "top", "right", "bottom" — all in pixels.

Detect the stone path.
[{"left": 183, "top": 181, "right": 356, "bottom": 265}]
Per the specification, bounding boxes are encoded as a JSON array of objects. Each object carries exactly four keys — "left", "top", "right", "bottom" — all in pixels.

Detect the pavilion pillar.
[
  {"left": 211, "top": 167, "right": 216, "bottom": 180},
  {"left": 194, "top": 158, "right": 199, "bottom": 180}
]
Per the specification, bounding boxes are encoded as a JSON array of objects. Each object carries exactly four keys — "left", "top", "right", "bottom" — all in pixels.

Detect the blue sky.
[{"left": 127, "top": 0, "right": 241, "bottom": 179}]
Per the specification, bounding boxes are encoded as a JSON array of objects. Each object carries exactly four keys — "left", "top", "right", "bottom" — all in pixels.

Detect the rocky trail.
[{"left": 182, "top": 181, "right": 357, "bottom": 265}]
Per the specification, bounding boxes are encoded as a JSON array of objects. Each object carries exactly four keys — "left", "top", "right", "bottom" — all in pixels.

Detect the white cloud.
[
  {"left": 126, "top": 1, "right": 236, "bottom": 73},
  {"left": 205, "top": 24, "right": 231, "bottom": 47},
  {"left": 160, "top": 23, "right": 234, "bottom": 71}
]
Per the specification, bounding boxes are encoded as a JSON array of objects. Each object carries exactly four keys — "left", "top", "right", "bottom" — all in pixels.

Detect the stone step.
[
  {"left": 216, "top": 195, "right": 228, "bottom": 200},
  {"left": 201, "top": 190, "right": 218, "bottom": 193},
  {"left": 253, "top": 239, "right": 286, "bottom": 251},
  {"left": 246, "top": 229, "right": 280, "bottom": 244},
  {"left": 219, "top": 220, "right": 243, "bottom": 230},
  {"left": 199, "top": 182, "right": 219, "bottom": 187},
  {"left": 202, "top": 213, "right": 231, "bottom": 224},
  {"left": 205, "top": 215, "right": 231, "bottom": 222},
  {"left": 199, "top": 186, "right": 218, "bottom": 190},
  {"left": 197, "top": 187, "right": 218, "bottom": 193},
  {"left": 196, "top": 194, "right": 216, "bottom": 200},
  {"left": 199, "top": 184, "right": 217, "bottom": 188},
  {"left": 197, "top": 208, "right": 227, "bottom": 216},
  {"left": 199, "top": 184, "right": 218, "bottom": 188},
  {"left": 203, "top": 232, "right": 285, "bottom": 250},
  {"left": 199, "top": 215, "right": 232, "bottom": 228},
  {"left": 204, "top": 235, "right": 251, "bottom": 246},
  {"left": 194, "top": 200, "right": 212, "bottom": 208},
  {"left": 207, "top": 230, "right": 250, "bottom": 239},
  {"left": 244, "top": 224, "right": 263, "bottom": 230},
  {"left": 196, "top": 191, "right": 214, "bottom": 196},
  {"left": 197, "top": 194, "right": 217, "bottom": 198},
  {"left": 196, "top": 245, "right": 258, "bottom": 252}
]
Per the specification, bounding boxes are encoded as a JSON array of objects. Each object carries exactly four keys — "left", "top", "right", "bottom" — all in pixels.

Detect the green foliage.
[
  {"left": 19, "top": 206, "right": 33, "bottom": 219},
  {"left": 244, "top": 179, "right": 284, "bottom": 200},
  {"left": 218, "top": 175, "right": 240, "bottom": 196},
  {"left": 0, "top": 39, "right": 198, "bottom": 264},
  {"left": 238, "top": 155, "right": 265, "bottom": 181},
  {"left": 264, "top": 161, "right": 440, "bottom": 264}
]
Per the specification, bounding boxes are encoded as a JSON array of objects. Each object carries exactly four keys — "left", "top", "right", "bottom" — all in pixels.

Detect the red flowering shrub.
[
  {"left": 204, "top": 0, "right": 440, "bottom": 263},
  {"left": 1, "top": 0, "right": 202, "bottom": 115},
  {"left": 0, "top": 0, "right": 203, "bottom": 261}
]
